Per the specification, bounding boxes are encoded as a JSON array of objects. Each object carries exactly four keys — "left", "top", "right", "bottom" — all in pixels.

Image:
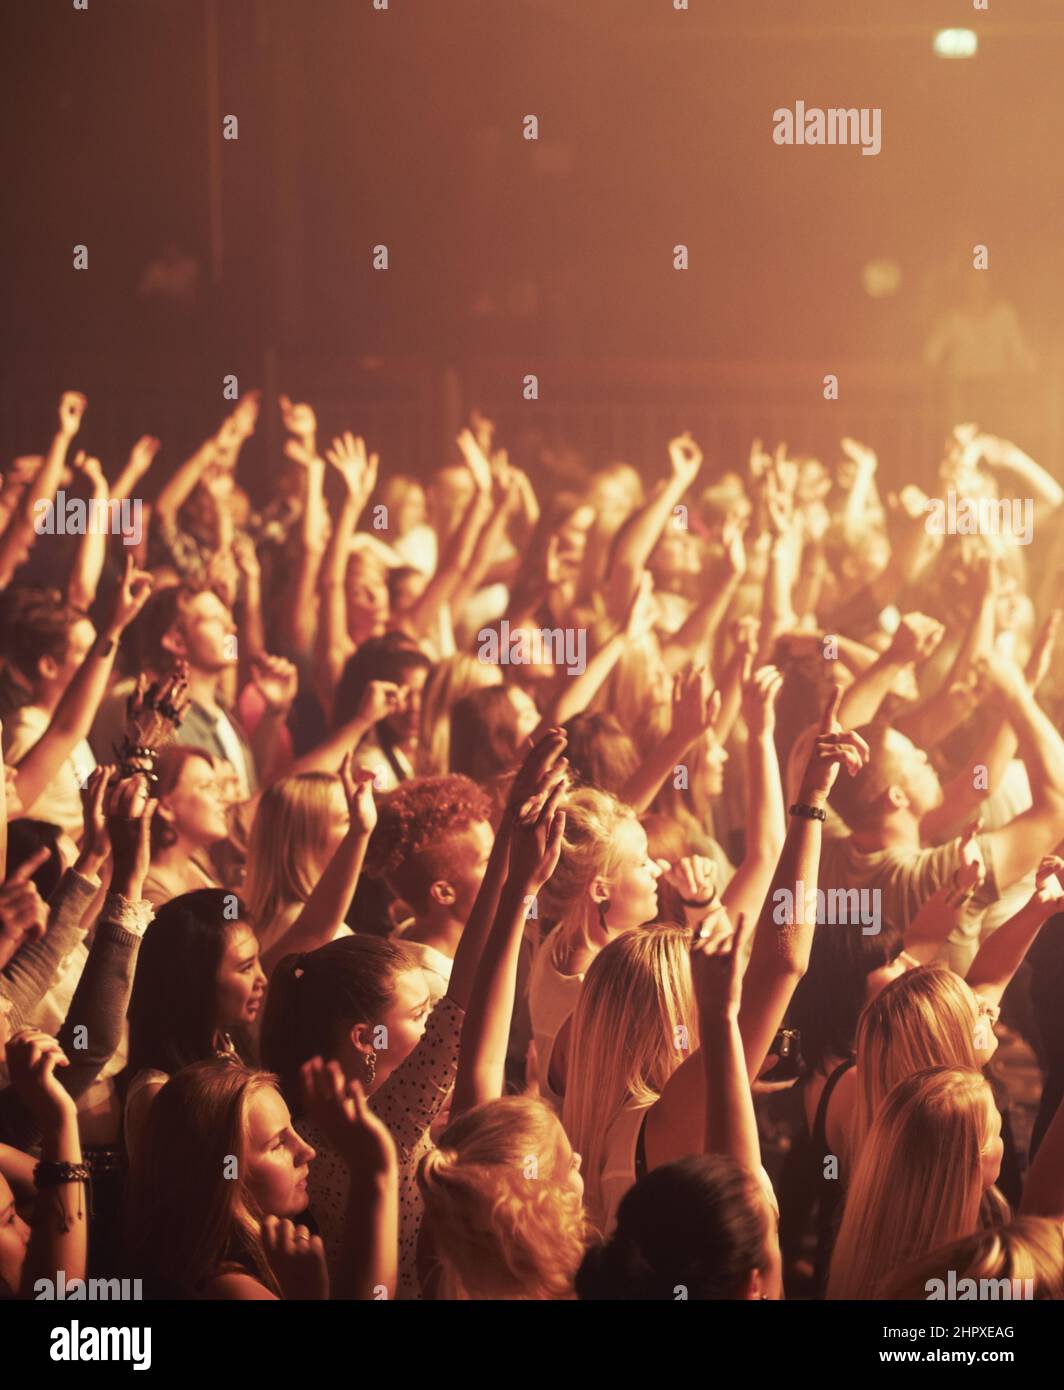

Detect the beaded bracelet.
[
  {"left": 789, "top": 802, "right": 827, "bottom": 822},
  {"left": 35, "top": 1160, "right": 91, "bottom": 1187}
]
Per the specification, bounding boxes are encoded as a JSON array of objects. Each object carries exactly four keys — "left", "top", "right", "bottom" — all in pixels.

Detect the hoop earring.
[{"left": 364, "top": 1050, "right": 377, "bottom": 1087}]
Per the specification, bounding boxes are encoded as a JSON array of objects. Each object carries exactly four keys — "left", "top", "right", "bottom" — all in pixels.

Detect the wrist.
[{"left": 795, "top": 787, "right": 829, "bottom": 811}]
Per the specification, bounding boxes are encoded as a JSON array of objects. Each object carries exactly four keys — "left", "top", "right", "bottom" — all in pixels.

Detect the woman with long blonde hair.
[
  {"left": 561, "top": 925, "right": 697, "bottom": 1235},
  {"left": 416, "top": 653, "right": 502, "bottom": 777},
  {"left": 243, "top": 772, "right": 352, "bottom": 965},
  {"left": 879, "top": 1216, "right": 1064, "bottom": 1301},
  {"left": 417, "top": 1095, "right": 588, "bottom": 1299},
  {"left": 851, "top": 962, "right": 998, "bottom": 1160},
  {"left": 827, "top": 1066, "right": 1007, "bottom": 1300},
  {"left": 528, "top": 786, "right": 663, "bottom": 1106}
]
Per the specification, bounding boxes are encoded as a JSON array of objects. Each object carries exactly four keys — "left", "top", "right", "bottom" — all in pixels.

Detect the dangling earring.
[
  {"left": 597, "top": 899, "right": 611, "bottom": 934},
  {"left": 364, "top": 1050, "right": 377, "bottom": 1087}
]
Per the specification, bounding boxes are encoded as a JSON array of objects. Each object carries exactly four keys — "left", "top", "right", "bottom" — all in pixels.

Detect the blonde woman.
[
  {"left": 562, "top": 688, "right": 868, "bottom": 1234},
  {"left": 243, "top": 772, "right": 352, "bottom": 964},
  {"left": 827, "top": 1067, "right": 1007, "bottom": 1300},
  {"left": 417, "top": 1095, "right": 588, "bottom": 1299},
  {"left": 879, "top": 1217, "right": 1064, "bottom": 1301},
  {"left": 528, "top": 786, "right": 663, "bottom": 1106},
  {"left": 416, "top": 653, "right": 502, "bottom": 777}
]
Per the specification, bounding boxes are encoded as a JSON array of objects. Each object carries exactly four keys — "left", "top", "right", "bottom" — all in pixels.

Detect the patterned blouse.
[{"left": 298, "top": 993, "right": 464, "bottom": 1301}]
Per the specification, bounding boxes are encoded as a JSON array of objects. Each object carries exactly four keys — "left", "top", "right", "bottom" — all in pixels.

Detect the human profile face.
[
  {"left": 42, "top": 616, "right": 96, "bottom": 696},
  {"left": 345, "top": 553, "right": 390, "bottom": 643},
  {"left": 507, "top": 686, "right": 541, "bottom": 744},
  {"left": 215, "top": 924, "right": 267, "bottom": 1031},
  {"left": 884, "top": 728, "right": 943, "bottom": 816},
  {"left": 965, "top": 982, "right": 1000, "bottom": 1067},
  {"left": 243, "top": 1086, "right": 316, "bottom": 1219},
  {"left": 180, "top": 591, "right": 237, "bottom": 673},
  {"left": 0, "top": 1173, "right": 31, "bottom": 1297},
  {"left": 599, "top": 821, "right": 661, "bottom": 931},
  {"left": 434, "top": 819, "right": 495, "bottom": 923},
  {"left": 355, "top": 968, "right": 434, "bottom": 1091},
  {"left": 979, "top": 1094, "right": 1004, "bottom": 1191},
  {"left": 702, "top": 731, "right": 729, "bottom": 798},
  {"left": 160, "top": 756, "right": 229, "bottom": 848},
  {"left": 555, "top": 1131, "right": 584, "bottom": 1203}
]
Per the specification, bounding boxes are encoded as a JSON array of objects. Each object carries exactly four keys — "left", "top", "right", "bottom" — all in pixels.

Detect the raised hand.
[
  {"left": 798, "top": 685, "right": 871, "bottom": 804},
  {"left": 78, "top": 765, "right": 114, "bottom": 875},
  {"left": 0, "top": 849, "right": 51, "bottom": 966},
  {"left": 741, "top": 663, "right": 783, "bottom": 738},
  {"left": 469, "top": 407, "right": 496, "bottom": 457},
  {"left": 507, "top": 726, "right": 568, "bottom": 818},
  {"left": 667, "top": 432, "right": 704, "bottom": 489},
  {"left": 355, "top": 679, "right": 401, "bottom": 730},
  {"left": 839, "top": 436, "right": 878, "bottom": 479},
  {"left": 455, "top": 427, "right": 494, "bottom": 494},
  {"left": 58, "top": 391, "right": 88, "bottom": 440},
  {"left": 124, "top": 661, "right": 191, "bottom": 753},
  {"left": 106, "top": 552, "right": 154, "bottom": 634},
  {"left": 325, "top": 431, "right": 378, "bottom": 506},
  {"left": 261, "top": 1216, "right": 329, "bottom": 1301},
  {"left": 126, "top": 435, "right": 161, "bottom": 485},
  {"left": 510, "top": 778, "right": 566, "bottom": 893},
  {"left": 889, "top": 612, "right": 946, "bottom": 666},
  {"left": 660, "top": 855, "right": 718, "bottom": 925},
  {"left": 106, "top": 773, "right": 157, "bottom": 899},
  {"left": 671, "top": 666, "right": 720, "bottom": 747},
  {"left": 339, "top": 755, "right": 378, "bottom": 837},
  {"left": 72, "top": 451, "right": 107, "bottom": 495},
  {"left": 5, "top": 1028, "right": 78, "bottom": 1132},
  {"left": 721, "top": 512, "right": 748, "bottom": 577},
  {"left": 689, "top": 904, "right": 752, "bottom": 1020},
  {"left": 250, "top": 654, "right": 299, "bottom": 716},
  {"left": 1033, "top": 855, "right": 1064, "bottom": 911},
  {"left": 301, "top": 1057, "right": 398, "bottom": 1179}
]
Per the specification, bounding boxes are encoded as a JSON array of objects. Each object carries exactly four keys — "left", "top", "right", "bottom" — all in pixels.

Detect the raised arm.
[
  {"left": 11, "top": 555, "right": 153, "bottom": 814},
  {"left": 8, "top": 1029, "right": 87, "bottom": 1296},
  {"left": 965, "top": 857, "right": 1064, "bottom": 1007},
  {"left": 692, "top": 908, "right": 760, "bottom": 1171},
  {"left": 737, "top": 687, "right": 870, "bottom": 1080},
  {"left": 451, "top": 766, "right": 566, "bottom": 1116},
  {"left": 608, "top": 433, "right": 704, "bottom": 619},
  {"left": 261, "top": 761, "right": 377, "bottom": 974},
  {"left": 65, "top": 453, "right": 110, "bottom": 611},
  {"left": 301, "top": 1061, "right": 399, "bottom": 1300},
  {"left": 0, "top": 393, "right": 86, "bottom": 589},
  {"left": 719, "top": 664, "right": 786, "bottom": 926}
]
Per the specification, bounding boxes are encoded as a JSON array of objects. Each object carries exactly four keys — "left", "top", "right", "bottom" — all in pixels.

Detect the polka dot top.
[{"left": 298, "top": 992, "right": 464, "bottom": 1300}]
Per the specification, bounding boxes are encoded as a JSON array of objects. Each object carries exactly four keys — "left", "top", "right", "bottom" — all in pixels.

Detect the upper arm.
[{"left": 983, "top": 805, "right": 1064, "bottom": 894}]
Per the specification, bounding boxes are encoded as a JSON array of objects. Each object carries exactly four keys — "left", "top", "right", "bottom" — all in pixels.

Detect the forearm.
[
  {"left": 737, "top": 811, "right": 821, "bottom": 1081},
  {"left": 285, "top": 715, "right": 373, "bottom": 780},
  {"left": 701, "top": 1010, "right": 761, "bottom": 1172},
  {"left": 445, "top": 823, "right": 513, "bottom": 1011},
  {"left": 620, "top": 729, "right": 690, "bottom": 816},
  {"left": 664, "top": 573, "right": 740, "bottom": 674},
  {"left": 0, "top": 433, "right": 70, "bottom": 584},
  {"left": 408, "top": 494, "right": 487, "bottom": 635},
  {"left": 337, "top": 1172, "right": 398, "bottom": 1301},
  {"left": 0, "top": 871, "right": 97, "bottom": 1031},
  {"left": 609, "top": 479, "right": 688, "bottom": 616},
  {"left": 268, "top": 831, "right": 369, "bottom": 966},
  {"left": 838, "top": 655, "right": 905, "bottom": 729},
  {"left": 536, "top": 631, "right": 624, "bottom": 736},
  {"left": 66, "top": 488, "right": 108, "bottom": 611},
  {"left": 239, "top": 577, "right": 266, "bottom": 662},
  {"left": 1005, "top": 686, "right": 1064, "bottom": 803},
  {"left": 1021, "top": 1092, "right": 1064, "bottom": 1219},
  {"left": 965, "top": 901, "right": 1051, "bottom": 1007},
  {"left": 249, "top": 706, "right": 291, "bottom": 784},
  {"left": 154, "top": 440, "right": 213, "bottom": 519},
  {"left": 921, "top": 714, "right": 1016, "bottom": 842},
  {"left": 56, "top": 918, "right": 144, "bottom": 1098},
  {"left": 19, "top": 1114, "right": 87, "bottom": 1295},
  {"left": 451, "top": 877, "right": 530, "bottom": 1116}
]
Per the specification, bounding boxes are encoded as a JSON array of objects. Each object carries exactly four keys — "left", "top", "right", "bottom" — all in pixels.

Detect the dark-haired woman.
[
  {"left": 576, "top": 1154, "right": 779, "bottom": 1300},
  {"left": 122, "top": 889, "right": 266, "bottom": 1161}
]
